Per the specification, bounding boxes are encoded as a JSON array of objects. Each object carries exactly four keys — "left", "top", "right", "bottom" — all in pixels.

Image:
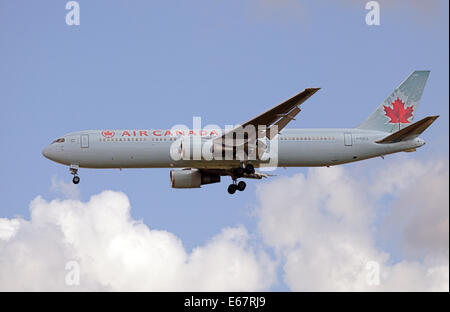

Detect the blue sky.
[{"left": 0, "top": 1, "right": 448, "bottom": 291}]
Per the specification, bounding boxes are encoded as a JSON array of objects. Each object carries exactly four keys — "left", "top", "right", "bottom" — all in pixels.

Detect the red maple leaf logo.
[
  {"left": 102, "top": 130, "right": 115, "bottom": 138},
  {"left": 384, "top": 98, "right": 414, "bottom": 124}
]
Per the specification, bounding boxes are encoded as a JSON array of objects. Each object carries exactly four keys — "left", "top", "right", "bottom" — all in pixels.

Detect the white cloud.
[
  {"left": 256, "top": 157, "right": 449, "bottom": 291},
  {"left": 50, "top": 176, "right": 81, "bottom": 200},
  {"left": 0, "top": 218, "right": 20, "bottom": 241},
  {"left": 1, "top": 157, "right": 447, "bottom": 291},
  {"left": 0, "top": 191, "right": 276, "bottom": 291},
  {"left": 376, "top": 157, "right": 449, "bottom": 260}
]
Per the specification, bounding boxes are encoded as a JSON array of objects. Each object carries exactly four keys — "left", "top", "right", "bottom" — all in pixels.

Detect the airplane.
[{"left": 42, "top": 70, "right": 438, "bottom": 194}]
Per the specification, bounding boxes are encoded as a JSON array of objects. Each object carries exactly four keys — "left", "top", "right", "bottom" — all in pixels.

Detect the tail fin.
[
  {"left": 375, "top": 115, "right": 439, "bottom": 144},
  {"left": 357, "top": 70, "right": 430, "bottom": 133}
]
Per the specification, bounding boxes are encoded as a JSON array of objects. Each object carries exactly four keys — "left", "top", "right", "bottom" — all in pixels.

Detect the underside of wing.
[{"left": 200, "top": 168, "right": 273, "bottom": 180}]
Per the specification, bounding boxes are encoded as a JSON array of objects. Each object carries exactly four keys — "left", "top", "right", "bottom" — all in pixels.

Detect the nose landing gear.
[{"left": 70, "top": 165, "right": 80, "bottom": 184}]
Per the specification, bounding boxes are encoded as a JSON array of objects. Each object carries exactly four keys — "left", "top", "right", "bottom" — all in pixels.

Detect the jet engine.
[{"left": 170, "top": 168, "right": 220, "bottom": 188}]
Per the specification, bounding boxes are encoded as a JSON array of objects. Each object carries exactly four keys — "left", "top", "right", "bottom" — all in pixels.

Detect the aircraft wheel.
[
  {"left": 227, "top": 184, "right": 237, "bottom": 194},
  {"left": 237, "top": 181, "right": 246, "bottom": 191},
  {"left": 72, "top": 176, "right": 80, "bottom": 184},
  {"left": 245, "top": 164, "right": 255, "bottom": 174},
  {"left": 235, "top": 167, "right": 244, "bottom": 177}
]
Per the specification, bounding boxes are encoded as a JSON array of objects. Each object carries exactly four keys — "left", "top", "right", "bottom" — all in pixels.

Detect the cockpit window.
[{"left": 52, "top": 138, "right": 65, "bottom": 144}]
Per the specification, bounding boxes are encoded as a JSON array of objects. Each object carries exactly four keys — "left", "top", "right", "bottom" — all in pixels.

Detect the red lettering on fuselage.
[{"left": 117, "top": 129, "right": 220, "bottom": 137}]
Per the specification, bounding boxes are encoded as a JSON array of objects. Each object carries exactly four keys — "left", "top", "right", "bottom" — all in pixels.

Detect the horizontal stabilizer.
[{"left": 376, "top": 115, "right": 439, "bottom": 144}]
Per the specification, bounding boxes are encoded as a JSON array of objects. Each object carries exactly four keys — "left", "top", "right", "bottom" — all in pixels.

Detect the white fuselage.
[{"left": 42, "top": 128, "right": 425, "bottom": 169}]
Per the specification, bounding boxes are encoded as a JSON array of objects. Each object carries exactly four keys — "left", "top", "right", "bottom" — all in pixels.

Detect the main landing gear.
[
  {"left": 227, "top": 180, "right": 246, "bottom": 194},
  {"left": 244, "top": 163, "right": 255, "bottom": 174},
  {"left": 227, "top": 163, "right": 254, "bottom": 195},
  {"left": 70, "top": 165, "right": 80, "bottom": 184}
]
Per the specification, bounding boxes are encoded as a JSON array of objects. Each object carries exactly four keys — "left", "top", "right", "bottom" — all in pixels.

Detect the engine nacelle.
[{"left": 170, "top": 168, "right": 221, "bottom": 188}]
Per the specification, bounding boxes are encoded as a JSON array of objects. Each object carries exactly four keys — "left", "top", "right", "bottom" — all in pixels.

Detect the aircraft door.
[
  {"left": 81, "top": 135, "right": 89, "bottom": 148},
  {"left": 344, "top": 133, "right": 353, "bottom": 146}
]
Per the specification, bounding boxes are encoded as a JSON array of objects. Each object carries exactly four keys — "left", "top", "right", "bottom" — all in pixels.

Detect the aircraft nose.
[{"left": 42, "top": 145, "right": 52, "bottom": 159}]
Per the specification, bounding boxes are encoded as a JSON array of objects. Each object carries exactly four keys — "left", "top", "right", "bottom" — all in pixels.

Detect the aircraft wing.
[{"left": 213, "top": 87, "right": 320, "bottom": 148}]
